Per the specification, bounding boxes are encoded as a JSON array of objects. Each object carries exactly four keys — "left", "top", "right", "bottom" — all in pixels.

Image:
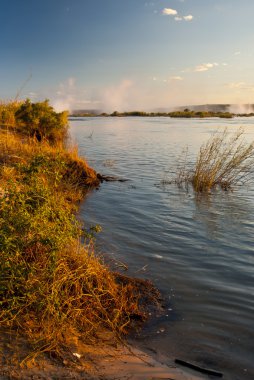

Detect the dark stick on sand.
[{"left": 175, "top": 359, "right": 223, "bottom": 377}]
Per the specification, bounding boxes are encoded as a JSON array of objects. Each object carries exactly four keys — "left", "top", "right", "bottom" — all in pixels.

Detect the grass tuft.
[{"left": 175, "top": 128, "right": 254, "bottom": 192}]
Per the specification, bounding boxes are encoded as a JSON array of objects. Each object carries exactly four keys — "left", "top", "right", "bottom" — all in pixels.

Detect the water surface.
[{"left": 70, "top": 117, "right": 254, "bottom": 380}]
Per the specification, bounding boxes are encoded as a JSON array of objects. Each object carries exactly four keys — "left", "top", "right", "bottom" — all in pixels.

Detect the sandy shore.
[
  {"left": 83, "top": 343, "right": 207, "bottom": 380},
  {"left": 0, "top": 331, "right": 207, "bottom": 380}
]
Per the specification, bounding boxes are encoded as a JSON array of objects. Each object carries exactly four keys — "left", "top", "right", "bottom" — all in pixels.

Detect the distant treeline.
[{"left": 70, "top": 109, "right": 254, "bottom": 118}]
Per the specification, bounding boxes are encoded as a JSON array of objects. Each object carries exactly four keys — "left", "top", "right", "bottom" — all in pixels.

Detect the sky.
[{"left": 1, "top": 0, "right": 254, "bottom": 112}]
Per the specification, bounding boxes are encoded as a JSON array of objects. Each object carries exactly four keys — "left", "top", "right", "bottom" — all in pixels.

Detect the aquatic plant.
[{"left": 175, "top": 128, "right": 254, "bottom": 192}]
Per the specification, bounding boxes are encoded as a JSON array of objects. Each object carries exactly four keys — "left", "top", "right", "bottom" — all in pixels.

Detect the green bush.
[
  {"left": 0, "top": 101, "right": 20, "bottom": 128},
  {"left": 15, "top": 99, "right": 69, "bottom": 143}
]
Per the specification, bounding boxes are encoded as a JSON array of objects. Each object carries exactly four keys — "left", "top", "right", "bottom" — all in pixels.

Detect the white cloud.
[
  {"left": 228, "top": 82, "right": 246, "bottom": 89},
  {"left": 226, "top": 82, "right": 254, "bottom": 91},
  {"left": 183, "top": 15, "right": 193, "bottom": 21},
  {"left": 170, "top": 76, "right": 184, "bottom": 81},
  {"left": 234, "top": 51, "right": 241, "bottom": 56},
  {"left": 162, "top": 8, "right": 177, "bottom": 16},
  {"left": 162, "top": 9, "right": 194, "bottom": 21},
  {"left": 195, "top": 63, "right": 219, "bottom": 72},
  {"left": 175, "top": 15, "right": 193, "bottom": 22}
]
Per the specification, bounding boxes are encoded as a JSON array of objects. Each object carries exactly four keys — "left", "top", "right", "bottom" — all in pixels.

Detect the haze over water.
[{"left": 70, "top": 117, "right": 254, "bottom": 380}]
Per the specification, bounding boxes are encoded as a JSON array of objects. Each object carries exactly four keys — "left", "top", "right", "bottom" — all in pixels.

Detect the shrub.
[
  {"left": 0, "top": 101, "right": 21, "bottom": 128},
  {"left": 15, "top": 99, "right": 69, "bottom": 143}
]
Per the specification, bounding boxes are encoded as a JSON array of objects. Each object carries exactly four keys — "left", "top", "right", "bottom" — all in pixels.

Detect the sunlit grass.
[
  {"left": 0, "top": 125, "right": 146, "bottom": 362},
  {"left": 175, "top": 128, "right": 254, "bottom": 192},
  {"left": 0, "top": 100, "right": 21, "bottom": 129}
]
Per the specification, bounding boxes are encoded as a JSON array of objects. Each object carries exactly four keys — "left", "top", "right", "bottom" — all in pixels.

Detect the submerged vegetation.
[
  {"left": 175, "top": 128, "right": 254, "bottom": 192},
  {"left": 0, "top": 100, "right": 148, "bottom": 362}
]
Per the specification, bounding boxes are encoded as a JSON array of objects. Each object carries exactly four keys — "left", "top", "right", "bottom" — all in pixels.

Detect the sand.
[{"left": 0, "top": 331, "right": 207, "bottom": 380}]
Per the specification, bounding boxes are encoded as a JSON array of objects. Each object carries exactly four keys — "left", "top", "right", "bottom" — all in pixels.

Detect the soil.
[{"left": 0, "top": 329, "right": 207, "bottom": 380}]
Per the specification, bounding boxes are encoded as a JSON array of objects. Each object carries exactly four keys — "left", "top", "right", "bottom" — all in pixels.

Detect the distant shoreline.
[{"left": 69, "top": 110, "right": 254, "bottom": 118}]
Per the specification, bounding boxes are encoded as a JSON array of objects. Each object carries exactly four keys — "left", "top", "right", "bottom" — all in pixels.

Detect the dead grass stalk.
[{"left": 175, "top": 128, "right": 254, "bottom": 192}]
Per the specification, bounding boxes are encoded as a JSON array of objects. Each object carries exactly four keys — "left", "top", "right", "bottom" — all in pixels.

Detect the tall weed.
[{"left": 175, "top": 128, "right": 254, "bottom": 192}]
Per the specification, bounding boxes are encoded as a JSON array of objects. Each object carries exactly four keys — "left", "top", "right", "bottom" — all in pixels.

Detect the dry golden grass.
[
  {"left": 0, "top": 130, "right": 99, "bottom": 193},
  {"left": 1, "top": 243, "right": 142, "bottom": 359},
  {"left": 0, "top": 128, "right": 148, "bottom": 363},
  {"left": 0, "top": 100, "right": 21, "bottom": 129},
  {"left": 175, "top": 128, "right": 254, "bottom": 192}
]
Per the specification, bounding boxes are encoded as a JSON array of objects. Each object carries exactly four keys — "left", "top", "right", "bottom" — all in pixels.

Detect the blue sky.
[{"left": 1, "top": 0, "right": 254, "bottom": 111}]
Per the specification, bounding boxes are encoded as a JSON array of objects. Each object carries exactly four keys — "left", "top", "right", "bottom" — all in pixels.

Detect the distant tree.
[
  {"left": 15, "top": 99, "right": 68, "bottom": 143},
  {"left": 111, "top": 111, "right": 120, "bottom": 116}
]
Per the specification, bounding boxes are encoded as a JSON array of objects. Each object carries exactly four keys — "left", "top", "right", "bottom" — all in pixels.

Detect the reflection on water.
[
  {"left": 193, "top": 190, "right": 253, "bottom": 240},
  {"left": 70, "top": 117, "right": 254, "bottom": 380}
]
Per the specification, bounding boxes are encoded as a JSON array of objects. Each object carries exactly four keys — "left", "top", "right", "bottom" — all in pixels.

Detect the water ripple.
[{"left": 71, "top": 117, "right": 254, "bottom": 380}]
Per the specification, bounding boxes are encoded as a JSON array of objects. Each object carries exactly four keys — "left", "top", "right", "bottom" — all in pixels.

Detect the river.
[{"left": 70, "top": 117, "right": 254, "bottom": 380}]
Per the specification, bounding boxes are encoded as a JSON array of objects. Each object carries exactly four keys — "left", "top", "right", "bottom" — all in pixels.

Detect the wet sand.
[{"left": 0, "top": 331, "right": 207, "bottom": 380}]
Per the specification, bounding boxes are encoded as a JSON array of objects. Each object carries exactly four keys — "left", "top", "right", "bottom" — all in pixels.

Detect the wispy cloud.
[
  {"left": 195, "top": 62, "right": 219, "bottom": 72},
  {"left": 151, "top": 76, "right": 184, "bottom": 83},
  {"left": 183, "top": 15, "right": 193, "bottom": 21},
  {"left": 175, "top": 15, "right": 193, "bottom": 21},
  {"left": 28, "top": 91, "right": 38, "bottom": 100},
  {"left": 234, "top": 51, "right": 241, "bottom": 56},
  {"left": 162, "top": 8, "right": 193, "bottom": 21},
  {"left": 228, "top": 82, "right": 246, "bottom": 89},
  {"left": 226, "top": 82, "right": 254, "bottom": 91},
  {"left": 162, "top": 8, "right": 177, "bottom": 16},
  {"left": 170, "top": 76, "right": 184, "bottom": 81}
]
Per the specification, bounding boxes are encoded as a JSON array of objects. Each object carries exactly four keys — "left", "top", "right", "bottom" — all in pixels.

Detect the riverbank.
[
  {"left": 0, "top": 328, "right": 205, "bottom": 380},
  {"left": 0, "top": 101, "right": 154, "bottom": 372},
  {"left": 0, "top": 103, "right": 206, "bottom": 379}
]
